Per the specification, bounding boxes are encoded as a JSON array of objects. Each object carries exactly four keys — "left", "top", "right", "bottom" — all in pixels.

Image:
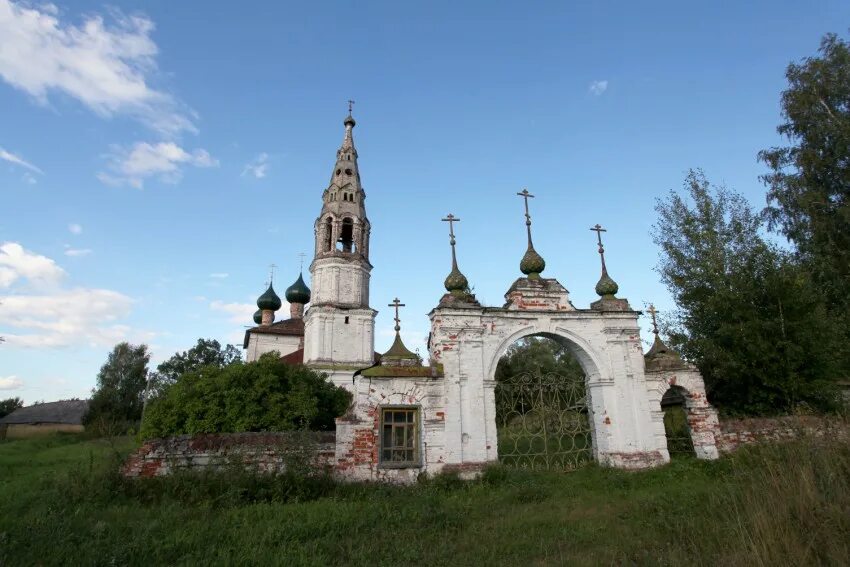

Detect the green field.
[{"left": 1, "top": 434, "right": 848, "bottom": 566}]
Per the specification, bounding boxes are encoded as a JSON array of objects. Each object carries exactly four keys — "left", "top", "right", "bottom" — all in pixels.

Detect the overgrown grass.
[{"left": 1, "top": 433, "right": 847, "bottom": 565}]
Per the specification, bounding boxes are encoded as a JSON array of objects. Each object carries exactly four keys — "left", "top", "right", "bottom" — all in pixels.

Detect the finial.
[
  {"left": 517, "top": 188, "right": 546, "bottom": 279},
  {"left": 347, "top": 99, "right": 355, "bottom": 114},
  {"left": 297, "top": 252, "right": 306, "bottom": 272},
  {"left": 647, "top": 303, "right": 659, "bottom": 336},
  {"left": 388, "top": 298, "right": 405, "bottom": 333},
  {"left": 590, "top": 224, "right": 619, "bottom": 297},
  {"left": 442, "top": 213, "right": 469, "bottom": 296},
  {"left": 269, "top": 263, "right": 277, "bottom": 283}
]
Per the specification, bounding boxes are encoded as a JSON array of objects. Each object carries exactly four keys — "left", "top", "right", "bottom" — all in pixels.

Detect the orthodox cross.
[
  {"left": 647, "top": 303, "right": 660, "bottom": 336},
  {"left": 297, "top": 252, "right": 306, "bottom": 271},
  {"left": 347, "top": 99, "right": 355, "bottom": 114},
  {"left": 590, "top": 224, "right": 608, "bottom": 272},
  {"left": 517, "top": 188, "right": 536, "bottom": 247},
  {"left": 388, "top": 298, "right": 405, "bottom": 332},
  {"left": 268, "top": 263, "right": 277, "bottom": 283},
  {"left": 442, "top": 213, "right": 461, "bottom": 269}
]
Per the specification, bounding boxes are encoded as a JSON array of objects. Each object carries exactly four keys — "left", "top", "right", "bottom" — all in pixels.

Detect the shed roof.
[{"left": 0, "top": 399, "right": 89, "bottom": 425}]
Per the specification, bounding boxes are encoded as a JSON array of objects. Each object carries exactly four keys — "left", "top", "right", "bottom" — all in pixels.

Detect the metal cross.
[
  {"left": 517, "top": 188, "right": 536, "bottom": 246},
  {"left": 297, "top": 252, "right": 306, "bottom": 271},
  {"left": 647, "top": 304, "right": 659, "bottom": 335},
  {"left": 590, "top": 224, "right": 608, "bottom": 271},
  {"left": 388, "top": 298, "right": 405, "bottom": 332},
  {"left": 442, "top": 213, "right": 461, "bottom": 270},
  {"left": 347, "top": 99, "right": 355, "bottom": 114},
  {"left": 268, "top": 263, "right": 277, "bottom": 283}
]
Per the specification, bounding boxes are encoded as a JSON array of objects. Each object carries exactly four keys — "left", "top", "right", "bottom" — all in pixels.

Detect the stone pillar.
[
  {"left": 261, "top": 309, "right": 273, "bottom": 326},
  {"left": 290, "top": 303, "right": 304, "bottom": 319}
]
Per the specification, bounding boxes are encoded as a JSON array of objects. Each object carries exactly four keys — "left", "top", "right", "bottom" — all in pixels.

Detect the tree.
[
  {"left": 148, "top": 338, "right": 242, "bottom": 400},
  {"left": 84, "top": 342, "right": 150, "bottom": 428},
  {"left": 141, "top": 353, "right": 351, "bottom": 438},
  {"left": 653, "top": 170, "right": 841, "bottom": 415},
  {"left": 759, "top": 32, "right": 850, "bottom": 362},
  {"left": 0, "top": 397, "right": 23, "bottom": 418},
  {"left": 495, "top": 337, "right": 584, "bottom": 383}
]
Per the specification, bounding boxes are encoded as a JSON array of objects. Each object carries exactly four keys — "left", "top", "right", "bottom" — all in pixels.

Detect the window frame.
[{"left": 378, "top": 405, "right": 422, "bottom": 469}]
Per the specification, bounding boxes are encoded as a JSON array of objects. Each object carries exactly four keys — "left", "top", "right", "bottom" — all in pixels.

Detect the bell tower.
[{"left": 303, "top": 109, "right": 376, "bottom": 367}]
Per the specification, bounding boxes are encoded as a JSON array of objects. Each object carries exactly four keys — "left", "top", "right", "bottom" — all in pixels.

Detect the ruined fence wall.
[
  {"left": 122, "top": 432, "right": 336, "bottom": 478},
  {"left": 717, "top": 415, "right": 849, "bottom": 454}
]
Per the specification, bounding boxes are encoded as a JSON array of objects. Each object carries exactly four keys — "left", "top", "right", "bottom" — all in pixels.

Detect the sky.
[{"left": 1, "top": 1, "right": 848, "bottom": 403}]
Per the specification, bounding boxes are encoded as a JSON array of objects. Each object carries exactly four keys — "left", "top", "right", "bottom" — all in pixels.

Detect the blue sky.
[{"left": 1, "top": 1, "right": 848, "bottom": 403}]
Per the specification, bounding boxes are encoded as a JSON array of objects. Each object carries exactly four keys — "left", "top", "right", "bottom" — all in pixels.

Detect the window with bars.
[{"left": 380, "top": 407, "right": 420, "bottom": 467}]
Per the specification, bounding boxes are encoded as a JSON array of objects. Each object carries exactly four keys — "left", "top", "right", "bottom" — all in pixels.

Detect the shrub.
[{"left": 140, "top": 353, "right": 351, "bottom": 438}]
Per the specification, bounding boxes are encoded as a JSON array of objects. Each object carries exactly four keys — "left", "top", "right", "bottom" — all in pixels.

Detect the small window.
[
  {"left": 344, "top": 316, "right": 349, "bottom": 324},
  {"left": 381, "top": 408, "right": 420, "bottom": 467},
  {"left": 345, "top": 168, "right": 352, "bottom": 176},
  {"left": 336, "top": 169, "right": 341, "bottom": 176}
]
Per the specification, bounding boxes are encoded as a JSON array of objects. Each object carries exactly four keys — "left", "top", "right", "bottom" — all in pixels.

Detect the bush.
[{"left": 140, "top": 353, "right": 352, "bottom": 438}]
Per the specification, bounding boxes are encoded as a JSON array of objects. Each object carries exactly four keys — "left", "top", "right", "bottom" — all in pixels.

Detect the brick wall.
[
  {"left": 717, "top": 415, "right": 849, "bottom": 454},
  {"left": 122, "top": 431, "right": 336, "bottom": 478}
]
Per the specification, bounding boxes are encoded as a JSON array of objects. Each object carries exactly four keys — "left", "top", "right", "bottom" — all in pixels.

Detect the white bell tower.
[{"left": 303, "top": 108, "right": 377, "bottom": 367}]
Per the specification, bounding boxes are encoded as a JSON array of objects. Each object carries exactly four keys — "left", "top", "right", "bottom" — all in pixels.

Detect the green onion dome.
[
  {"left": 257, "top": 283, "right": 282, "bottom": 311},
  {"left": 444, "top": 266, "right": 469, "bottom": 296},
  {"left": 285, "top": 273, "right": 311, "bottom": 304},
  {"left": 520, "top": 246, "right": 546, "bottom": 280},
  {"left": 595, "top": 271, "right": 619, "bottom": 298},
  {"left": 253, "top": 309, "right": 263, "bottom": 325}
]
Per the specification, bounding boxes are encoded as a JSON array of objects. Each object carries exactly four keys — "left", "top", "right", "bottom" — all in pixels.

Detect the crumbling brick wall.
[
  {"left": 717, "top": 415, "right": 849, "bottom": 453},
  {"left": 122, "top": 431, "right": 336, "bottom": 478}
]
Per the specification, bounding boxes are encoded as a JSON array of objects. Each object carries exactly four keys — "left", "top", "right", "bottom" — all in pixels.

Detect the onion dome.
[
  {"left": 285, "top": 273, "right": 311, "bottom": 304},
  {"left": 256, "top": 283, "right": 282, "bottom": 311},
  {"left": 595, "top": 271, "right": 619, "bottom": 298},
  {"left": 520, "top": 246, "right": 546, "bottom": 280},
  {"left": 444, "top": 265, "right": 469, "bottom": 296},
  {"left": 253, "top": 309, "right": 263, "bottom": 325},
  {"left": 344, "top": 113, "right": 356, "bottom": 127}
]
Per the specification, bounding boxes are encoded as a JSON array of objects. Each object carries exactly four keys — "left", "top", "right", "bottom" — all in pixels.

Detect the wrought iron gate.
[{"left": 495, "top": 371, "right": 592, "bottom": 470}]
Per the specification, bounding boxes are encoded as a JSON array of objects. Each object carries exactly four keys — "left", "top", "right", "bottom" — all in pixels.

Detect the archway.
[
  {"left": 492, "top": 332, "right": 595, "bottom": 470},
  {"left": 661, "top": 386, "right": 695, "bottom": 457}
]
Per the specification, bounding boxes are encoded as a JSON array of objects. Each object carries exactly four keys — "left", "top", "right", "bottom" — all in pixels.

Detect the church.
[{"left": 242, "top": 110, "right": 722, "bottom": 483}]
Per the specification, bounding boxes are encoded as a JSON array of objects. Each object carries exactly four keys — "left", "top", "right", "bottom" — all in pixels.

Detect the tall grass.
[{"left": 1, "top": 432, "right": 848, "bottom": 565}]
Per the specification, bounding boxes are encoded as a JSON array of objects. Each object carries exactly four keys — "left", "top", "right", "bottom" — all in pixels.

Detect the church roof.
[
  {"left": 644, "top": 334, "right": 688, "bottom": 372},
  {"left": 243, "top": 318, "right": 304, "bottom": 348},
  {"left": 0, "top": 399, "right": 89, "bottom": 425}
]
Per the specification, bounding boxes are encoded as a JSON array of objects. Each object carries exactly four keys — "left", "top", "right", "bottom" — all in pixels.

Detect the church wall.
[
  {"left": 304, "top": 306, "right": 375, "bottom": 366},
  {"left": 245, "top": 333, "right": 301, "bottom": 363},
  {"left": 334, "top": 374, "right": 447, "bottom": 483}
]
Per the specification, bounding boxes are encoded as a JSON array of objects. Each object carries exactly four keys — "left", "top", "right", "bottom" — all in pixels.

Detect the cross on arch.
[
  {"left": 388, "top": 297, "right": 405, "bottom": 332},
  {"left": 647, "top": 303, "right": 659, "bottom": 335},
  {"left": 347, "top": 99, "right": 355, "bottom": 114},
  {"left": 441, "top": 213, "right": 460, "bottom": 240}
]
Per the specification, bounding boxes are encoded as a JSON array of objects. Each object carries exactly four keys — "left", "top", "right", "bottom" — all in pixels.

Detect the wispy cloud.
[
  {"left": 209, "top": 273, "right": 229, "bottom": 279},
  {"left": 242, "top": 152, "right": 269, "bottom": 179},
  {"left": 210, "top": 300, "right": 258, "bottom": 324},
  {"left": 64, "top": 247, "right": 92, "bottom": 257},
  {"left": 68, "top": 223, "right": 82, "bottom": 235},
  {"left": 97, "top": 141, "right": 218, "bottom": 188},
  {"left": 0, "top": 376, "right": 23, "bottom": 390},
  {"left": 589, "top": 80, "right": 609, "bottom": 96},
  {"left": 0, "top": 1, "right": 196, "bottom": 136},
  {"left": 0, "top": 146, "right": 42, "bottom": 173}
]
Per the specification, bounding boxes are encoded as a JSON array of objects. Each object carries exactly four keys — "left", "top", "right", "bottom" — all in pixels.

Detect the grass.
[{"left": 0, "top": 433, "right": 848, "bottom": 566}]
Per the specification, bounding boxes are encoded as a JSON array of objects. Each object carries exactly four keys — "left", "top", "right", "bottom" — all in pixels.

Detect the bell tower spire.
[{"left": 303, "top": 106, "right": 377, "bottom": 369}]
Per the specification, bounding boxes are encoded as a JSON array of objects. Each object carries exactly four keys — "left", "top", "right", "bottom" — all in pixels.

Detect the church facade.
[{"left": 243, "top": 111, "right": 721, "bottom": 483}]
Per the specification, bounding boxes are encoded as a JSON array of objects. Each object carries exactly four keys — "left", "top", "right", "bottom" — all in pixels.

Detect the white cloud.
[
  {"left": 209, "top": 273, "right": 229, "bottom": 279},
  {"left": 0, "top": 375, "right": 23, "bottom": 390},
  {"left": 98, "top": 141, "right": 218, "bottom": 188},
  {"left": 68, "top": 223, "right": 82, "bottom": 235},
  {"left": 0, "top": 242, "right": 66, "bottom": 288},
  {"left": 210, "top": 300, "right": 261, "bottom": 324},
  {"left": 242, "top": 152, "right": 269, "bottom": 179},
  {"left": 22, "top": 171, "right": 37, "bottom": 185},
  {"left": 0, "top": 1, "right": 195, "bottom": 136},
  {"left": 0, "top": 146, "right": 42, "bottom": 173},
  {"left": 64, "top": 247, "right": 92, "bottom": 257},
  {"left": 0, "top": 287, "right": 134, "bottom": 347},
  {"left": 589, "top": 80, "right": 608, "bottom": 96}
]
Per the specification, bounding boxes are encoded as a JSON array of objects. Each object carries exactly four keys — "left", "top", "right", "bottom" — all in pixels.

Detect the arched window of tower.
[
  {"left": 338, "top": 217, "right": 354, "bottom": 253},
  {"left": 324, "top": 217, "right": 334, "bottom": 252}
]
